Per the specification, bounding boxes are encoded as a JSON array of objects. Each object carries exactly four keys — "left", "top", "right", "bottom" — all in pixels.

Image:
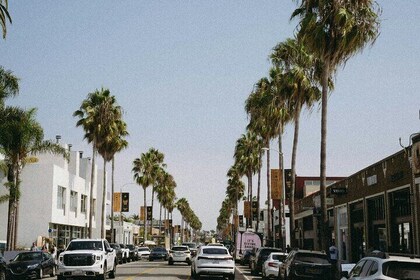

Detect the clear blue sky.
[{"left": 1, "top": 1, "right": 419, "bottom": 231}]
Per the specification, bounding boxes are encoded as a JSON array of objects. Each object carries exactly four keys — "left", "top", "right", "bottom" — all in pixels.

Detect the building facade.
[{"left": 0, "top": 144, "right": 112, "bottom": 249}]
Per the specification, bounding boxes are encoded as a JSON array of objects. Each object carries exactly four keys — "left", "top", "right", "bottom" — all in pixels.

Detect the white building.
[{"left": 0, "top": 143, "right": 111, "bottom": 249}]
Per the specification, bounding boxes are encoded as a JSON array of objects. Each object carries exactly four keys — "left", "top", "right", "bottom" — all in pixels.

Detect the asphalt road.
[{"left": 114, "top": 259, "right": 264, "bottom": 280}]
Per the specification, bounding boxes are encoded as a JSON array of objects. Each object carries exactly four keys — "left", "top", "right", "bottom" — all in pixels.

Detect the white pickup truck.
[{"left": 57, "top": 239, "right": 117, "bottom": 280}]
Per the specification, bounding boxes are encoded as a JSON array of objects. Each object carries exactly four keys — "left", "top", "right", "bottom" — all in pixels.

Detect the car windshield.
[
  {"left": 182, "top": 243, "right": 197, "bottom": 249},
  {"left": 383, "top": 261, "right": 420, "bottom": 279},
  {"left": 138, "top": 248, "right": 149, "bottom": 252},
  {"left": 295, "top": 253, "right": 330, "bottom": 264},
  {"left": 272, "top": 254, "right": 287, "bottom": 261},
  {"left": 153, "top": 247, "right": 166, "bottom": 252},
  {"left": 203, "top": 248, "right": 228, "bottom": 255},
  {"left": 126, "top": 245, "right": 135, "bottom": 249},
  {"left": 172, "top": 247, "right": 188, "bottom": 251},
  {"left": 67, "top": 241, "right": 103, "bottom": 251},
  {"left": 14, "top": 252, "right": 42, "bottom": 261}
]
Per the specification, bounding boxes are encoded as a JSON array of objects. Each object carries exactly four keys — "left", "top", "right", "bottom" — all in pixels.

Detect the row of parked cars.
[
  {"left": 239, "top": 246, "right": 420, "bottom": 280},
  {"left": 109, "top": 243, "right": 151, "bottom": 264}
]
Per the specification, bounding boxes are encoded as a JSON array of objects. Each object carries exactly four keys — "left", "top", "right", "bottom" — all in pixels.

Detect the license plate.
[
  {"left": 73, "top": 271, "right": 84, "bottom": 276},
  {"left": 306, "top": 268, "right": 321, "bottom": 274},
  {"left": 212, "top": 260, "right": 219, "bottom": 264}
]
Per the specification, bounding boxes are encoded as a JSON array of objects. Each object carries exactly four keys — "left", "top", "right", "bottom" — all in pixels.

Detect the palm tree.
[
  {"left": 98, "top": 114, "right": 128, "bottom": 238},
  {"left": 234, "top": 131, "right": 263, "bottom": 229},
  {"left": 0, "top": 66, "right": 19, "bottom": 108},
  {"left": 292, "top": 0, "right": 381, "bottom": 250},
  {"left": 271, "top": 38, "right": 322, "bottom": 246},
  {"left": 176, "top": 197, "right": 189, "bottom": 242},
  {"left": 132, "top": 148, "right": 164, "bottom": 242},
  {"left": 0, "top": 107, "right": 68, "bottom": 250},
  {"left": 74, "top": 88, "right": 120, "bottom": 238},
  {"left": 0, "top": 0, "right": 11, "bottom": 39},
  {"left": 156, "top": 172, "right": 176, "bottom": 236}
]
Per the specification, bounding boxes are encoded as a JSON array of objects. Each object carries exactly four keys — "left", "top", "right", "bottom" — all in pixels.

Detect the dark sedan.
[
  {"left": 149, "top": 247, "right": 168, "bottom": 261},
  {"left": 0, "top": 253, "right": 6, "bottom": 280},
  {"left": 6, "top": 251, "right": 56, "bottom": 279},
  {"left": 109, "top": 243, "right": 123, "bottom": 264}
]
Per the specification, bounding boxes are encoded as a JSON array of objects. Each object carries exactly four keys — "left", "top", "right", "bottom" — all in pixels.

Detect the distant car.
[
  {"left": 168, "top": 246, "right": 191, "bottom": 265},
  {"left": 182, "top": 242, "right": 198, "bottom": 257},
  {"left": 119, "top": 244, "right": 130, "bottom": 263},
  {"left": 341, "top": 250, "right": 420, "bottom": 280},
  {"left": 0, "top": 253, "right": 6, "bottom": 280},
  {"left": 149, "top": 247, "right": 168, "bottom": 261},
  {"left": 125, "top": 244, "right": 138, "bottom": 261},
  {"left": 6, "top": 251, "right": 56, "bottom": 279},
  {"left": 109, "top": 243, "right": 123, "bottom": 264},
  {"left": 191, "top": 245, "right": 235, "bottom": 280},
  {"left": 240, "top": 250, "right": 254, "bottom": 266},
  {"left": 137, "top": 247, "right": 150, "bottom": 260},
  {"left": 206, "top": 243, "right": 224, "bottom": 247},
  {"left": 250, "top": 247, "right": 283, "bottom": 275},
  {"left": 261, "top": 252, "right": 287, "bottom": 279},
  {"left": 279, "top": 249, "right": 333, "bottom": 280}
]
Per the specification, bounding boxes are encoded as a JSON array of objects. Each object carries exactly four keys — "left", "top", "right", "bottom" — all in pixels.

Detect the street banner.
[
  {"left": 113, "top": 192, "right": 121, "bottom": 212},
  {"left": 252, "top": 201, "right": 258, "bottom": 220},
  {"left": 271, "top": 169, "right": 282, "bottom": 199},
  {"left": 140, "top": 206, "right": 145, "bottom": 221},
  {"left": 239, "top": 215, "right": 244, "bottom": 227},
  {"left": 244, "top": 201, "right": 251, "bottom": 218},
  {"left": 146, "top": 206, "right": 152, "bottom": 221}
]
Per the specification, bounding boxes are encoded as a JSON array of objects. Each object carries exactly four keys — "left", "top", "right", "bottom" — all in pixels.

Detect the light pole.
[
  {"left": 262, "top": 147, "right": 286, "bottom": 250},
  {"left": 118, "top": 183, "right": 136, "bottom": 245}
]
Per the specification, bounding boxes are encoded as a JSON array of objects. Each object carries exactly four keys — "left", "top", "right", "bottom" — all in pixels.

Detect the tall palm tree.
[
  {"left": 132, "top": 148, "right": 164, "bottom": 242},
  {"left": 234, "top": 131, "right": 263, "bottom": 229},
  {"left": 0, "top": 0, "right": 11, "bottom": 39},
  {"left": 292, "top": 0, "right": 381, "bottom": 250},
  {"left": 271, "top": 38, "right": 322, "bottom": 246},
  {"left": 0, "top": 107, "right": 68, "bottom": 250},
  {"left": 176, "top": 197, "right": 189, "bottom": 242},
  {"left": 156, "top": 172, "right": 176, "bottom": 236},
  {"left": 74, "top": 88, "right": 120, "bottom": 238},
  {"left": 98, "top": 115, "right": 128, "bottom": 238}
]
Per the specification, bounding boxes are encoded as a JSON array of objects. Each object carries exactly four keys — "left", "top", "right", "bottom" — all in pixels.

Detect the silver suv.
[
  {"left": 341, "top": 251, "right": 420, "bottom": 280},
  {"left": 168, "top": 246, "right": 191, "bottom": 265}
]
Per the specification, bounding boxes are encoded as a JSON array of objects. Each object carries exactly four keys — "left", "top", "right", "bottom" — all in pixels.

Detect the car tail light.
[{"left": 268, "top": 262, "right": 278, "bottom": 268}]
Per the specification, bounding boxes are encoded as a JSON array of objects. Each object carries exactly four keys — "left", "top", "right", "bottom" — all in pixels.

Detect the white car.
[
  {"left": 191, "top": 245, "right": 235, "bottom": 280},
  {"left": 341, "top": 251, "right": 420, "bottom": 280},
  {"left": 136, "top": 246, "right": 150, "bottom": 260},
  {"left": 168, "top": 246, "right": 191, "bottom": 265},
  {"left": 262, "top": 252, "right": 288, "bottom": 279}
]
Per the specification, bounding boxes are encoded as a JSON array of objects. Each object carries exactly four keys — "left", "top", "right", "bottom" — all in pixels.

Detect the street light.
[{"left": 262, "top": 147, "right": 286, "bottom": 250}]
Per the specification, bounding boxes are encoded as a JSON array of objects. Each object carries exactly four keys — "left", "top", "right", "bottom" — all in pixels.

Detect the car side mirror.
[{"left": 107, "top": 248, "right": 114, "bottom": 253}]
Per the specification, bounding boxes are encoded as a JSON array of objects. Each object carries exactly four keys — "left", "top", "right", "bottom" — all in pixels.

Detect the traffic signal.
[
  {"left": 146, "top": 206, "right": 152, "bottom": 221},
  {"left": 121, "top": 193, "right": 129, "bottom": 212}
]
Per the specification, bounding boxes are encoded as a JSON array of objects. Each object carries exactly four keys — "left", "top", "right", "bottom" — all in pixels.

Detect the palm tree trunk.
[
  {"left": 13, "top": 164, "right": 21, "bottom": 250},
  {"left": 320, "top": 63, "right": 330, "bottom": 251},
  {"left": 256, "top": 161, "right": 261, "bottom": 233},
  {"left": 290, "top": 103, "right": 302, "bottom": 248},
  {"left": 89, "top": 145, "right": 97, "bottom": 238},
  {"left": 159, "top": 204, "right": 162, "bottom": 237},
  {"left": 151, "top": 188, "right": 155, "bottom": 236},
  {"left": 111, "top": 157, "right": 115, "bottom": 242},
  {"left": 101, "top": 158, "right": 107, "bottom": 238},
  {"left": 266, "top": 143, "right": 272, "bottom": 246},
  {"left": 246, "top": 172, "right": 252, "bottom": 229},
  {"left": 143, "top": 187, "right": 147, "bottom": 242},
  {"left": 6, "top": 164, "right": 15, "bottom": 251}
]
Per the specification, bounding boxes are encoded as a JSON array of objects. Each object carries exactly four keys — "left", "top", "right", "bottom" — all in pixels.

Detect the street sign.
[
  {"left": 121, "top": 192, "right": 129, "bottom": 212},
  {"left": 331, "top": 187, "right": 347, "bottom": 195}
]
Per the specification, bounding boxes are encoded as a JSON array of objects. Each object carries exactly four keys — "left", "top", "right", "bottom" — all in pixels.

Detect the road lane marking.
[{"left": 236, "top": 266, "right": 251, "bottom": 280}]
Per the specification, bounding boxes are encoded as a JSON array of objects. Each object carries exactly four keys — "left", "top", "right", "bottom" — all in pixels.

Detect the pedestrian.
[
  {"left": 329, "top": 240, "right": 338, "bottom": 277},
  {"left": 286, "top": 244, "right": 291, "bottom": 253},
  {"left": 50, "top": 244, "right": 57, "bottom": 263},
  {"left": 31, "top": 242, "right": 39, "bottom": 251},
  {"left": 41, "top": 244, "right": 48, "bottom": 252}
]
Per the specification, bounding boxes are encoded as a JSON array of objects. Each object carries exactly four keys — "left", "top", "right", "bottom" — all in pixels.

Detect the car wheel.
[
  {"left": 228, "top": 273, "right": 235, "bottom": 280},
  {"left": 37, "top": 268, "right": 43, "bottom": 279},
  {"left": 96, "top": 264, "right": 106, "bottom": 280},
  {"left": 187, "top": 260, "right": 192, "bottom": 266},
  {"left": 57, "top": 275, "right": 65, "bottom": 280},
  {"left": 109, "top": 262, "right": 116, "bottom": 279},
  {"left": 50, "top": 266, "right": 56, "bottom": 277},
  {"left": 168, "top": 260, "right": 173, "bottom": 265}
]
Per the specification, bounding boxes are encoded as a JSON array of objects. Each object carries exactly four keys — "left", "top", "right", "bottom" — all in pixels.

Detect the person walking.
[
  {"left": 329, "top": 240, "right": 338, "bottom": 278},
  {"left": 31, "top": 242, "right": 39, "bottom": 251}
]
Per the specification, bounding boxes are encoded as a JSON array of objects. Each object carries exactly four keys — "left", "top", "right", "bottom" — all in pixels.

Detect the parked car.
[
  {"left": 250, "top": 247, "right": 283, "bottom": 275},
  {"left": 279, "top": 249, "right": 333, "bottom": 280},
  {"left": 0, "top": 253, "right": 6, "bottom": 280},
  {"left": 168, "top": 245, "right": 191, "bottom": 265},
  {"left": 149, "top": 247, "right": 168, "bottom": 261},
  {"left": 341, "top": 250, "right": 420, "bottom": 280},
  {"left": 6, "top": 251, "right": 56, "bottom": 279},
  {"left": 126, "top": 244, "right": 138, "bottom": 261},
  {"left": 191, "top": 245, "right": 235, "bottom": 280},
  {"left": 262, "top": 252, "right": 287, "bottom": 279},
  {"left": 109, "top": 243, "right": 123, "bottom": 264},
  {"left": 240, "top": 250, "right": 254, "bottom": 266},
  {"left": 137, "top": 247, "right": 150, "bottom": 260},
  {"left": 182, "top": 242, "right": 198, "bottom": 257},
  {"left": 119, "top": 244, "right": 130, "bottom": 263}
]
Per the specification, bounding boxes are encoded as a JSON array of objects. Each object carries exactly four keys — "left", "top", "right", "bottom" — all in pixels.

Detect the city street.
[{"left": 113, "top": 260, "right": 263, "bottom": 280}]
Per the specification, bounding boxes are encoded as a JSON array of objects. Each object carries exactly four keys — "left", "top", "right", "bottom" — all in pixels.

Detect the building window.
[
  {"left": 70, "top": 191, "right": 78, "bottom": 212},
  {"left": 81, "top": 195, "right": 87, "bottom": 213},
  {"left": 57, "top": 186, "right": 66, "bottom": 210}
]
